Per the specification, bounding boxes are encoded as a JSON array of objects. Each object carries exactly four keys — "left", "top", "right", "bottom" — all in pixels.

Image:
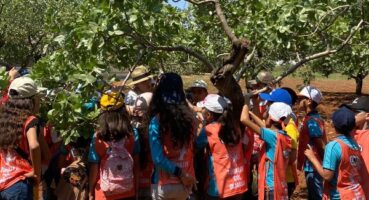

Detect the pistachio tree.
[{"left": 27, "top": 0, "right": 367, "bottom": 143}]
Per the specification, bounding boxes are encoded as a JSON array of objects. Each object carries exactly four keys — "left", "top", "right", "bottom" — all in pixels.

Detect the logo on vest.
[
  {"left": 283, "top": 149, "right": 290, "bottom": 159},
  {"left": 350, "top": 155, "right": 362, "bottom": 169}
]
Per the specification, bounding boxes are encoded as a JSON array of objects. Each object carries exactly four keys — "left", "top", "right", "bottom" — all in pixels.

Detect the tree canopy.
[{"left": 0, "top": 0, "right": 368, "bottom": 143}]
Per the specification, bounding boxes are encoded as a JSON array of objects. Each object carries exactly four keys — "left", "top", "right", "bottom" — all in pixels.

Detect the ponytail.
[{"left": 213, "top": 104, "right": 240, "bottom": 146}]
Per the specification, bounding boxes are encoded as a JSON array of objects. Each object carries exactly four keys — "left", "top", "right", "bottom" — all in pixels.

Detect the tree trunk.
[
  {"left": 210, "top": 40, "right": 249, "bottom": 124},
  {"left": 355, "top": 76, "right": 363, "bottom": 95}
]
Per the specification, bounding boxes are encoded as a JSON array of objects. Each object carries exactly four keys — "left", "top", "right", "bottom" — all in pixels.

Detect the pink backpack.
[{"left": 100, "top": 139, "right": 134, "bottom": 197}]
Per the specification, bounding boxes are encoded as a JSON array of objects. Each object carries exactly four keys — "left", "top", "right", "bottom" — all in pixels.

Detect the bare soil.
[{"left": 183, "top": 75, "right": 369, "bottom": 199}]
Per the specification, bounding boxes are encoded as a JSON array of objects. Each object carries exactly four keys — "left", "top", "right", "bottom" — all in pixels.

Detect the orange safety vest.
[
  {"left": 258, "top": 130, "right": 291, "bottom": 200},
  {"left": 205, "top": 123, "right": 248, "bottom": 198},
  {"left": 0, "top": 116, "right": 35, "bottom": 191},
  {"left": 297, "top": 115, "right": 327, "bottom": 170},
  {"left": 158, "top": 134, "right": 194, "bottom": 185},
  {"left": 323, "top": 139, "right": 369, "bottom": 200},
  {"left": 352, "top": 130, "right": 369, "bottom": 174}
]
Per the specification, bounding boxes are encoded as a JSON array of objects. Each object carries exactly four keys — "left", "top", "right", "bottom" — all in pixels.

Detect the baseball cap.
[
  {"left": 298, "top": 86, "right": 323, "bottom": 103},
  {"left": 8, "top": 77, "right": 47, "bottom": 99},
  {"left": 332, "top": 106, "right": 355, "bottom": 134},
  {"left": 249, "top": 71, "right": 274, "bottom": 85},
  {"left": 343, "top": 96, "right": 369, "bottom": 113},
  {"left": 190, "top": 80, "right": 208, "bottom": 90},
  {"left": 259, "top": 88, "right": 292, "bottom": 105},
  {"left": 198, "top": 94, "right": 229, "bottom": 114},
  {"left": 100, "top": 91, "right": 124, "bottom": 111},
  {"left": 268, "top": 102, "right": 292, "bottom": 122}
]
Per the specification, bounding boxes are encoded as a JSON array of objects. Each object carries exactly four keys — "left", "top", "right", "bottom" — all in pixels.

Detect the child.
[
  {"left": 305, "top": 106, "right": 369, "bottom": 199},
  {"left": 133, "top": 92, "right": 154, "bottom": 200},
  {"left": 148, "top": 73, "right": 196, "bottom": 200},
  {"left": 296, "top": 86, "right": 326, "bottom": 200},
  {"left": 241, "top": 102, "right": 292, "bottom": 200},
  {"left": 88, "top": 91, "right": 138, "bottom": 200},
  {"left": 196, "top": 94, "right": 247, "bottom": 200},
  {"left": 343, "top": 96, "right": 369, "bottom": 195},
  {"left": 259, "top": 88, "right": 299, "bottom": 198},
  {"left": 0, "top": 77, "right": 45, "bottom": 199}
]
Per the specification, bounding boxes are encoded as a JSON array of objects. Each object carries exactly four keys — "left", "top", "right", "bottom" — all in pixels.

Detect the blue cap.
[
  {"left": 259, "top": 88, "right": 292, "bottom": 105},
  {"left": 332, "top": 106, "right": 355, "bottom": 135}
]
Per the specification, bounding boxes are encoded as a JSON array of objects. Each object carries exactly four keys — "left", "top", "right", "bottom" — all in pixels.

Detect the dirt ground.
[{"left": 183, "top": 75, "right": 369, "bottom": 199}]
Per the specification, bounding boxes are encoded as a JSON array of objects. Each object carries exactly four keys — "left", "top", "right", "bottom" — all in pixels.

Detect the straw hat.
[{"left": 128, "top": 65, "right": 154, "bottom": 86}]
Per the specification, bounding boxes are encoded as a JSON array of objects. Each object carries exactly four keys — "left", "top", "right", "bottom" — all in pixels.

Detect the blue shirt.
[
  {"left": 304, "top": 111, "right": 323, "bottom": 172},
  {"left": 260, "top": 128, "right": 279, "bottom": 189},
  {"left": 322, "top": 135, "right": 360, "bottom": 200},
  {"left": 196, "top": 126, "right": 220, "bottom": 197},
  {"left": 148, "top": 116, "right": 180, "bottom": 184}
]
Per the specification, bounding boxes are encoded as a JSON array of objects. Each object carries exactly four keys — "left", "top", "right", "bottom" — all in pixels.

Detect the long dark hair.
[
  {"left": 98, "top": 107, "right": 132, "bottom": 142},
  {"left": 211, "top": 102, "right": 240, "bottom": 146},
  {"left": 149, "top": 73, "right": 194, "bottom": 148},
  {"left": 0, "top": 97, "right": 35, "bottom": 150}
]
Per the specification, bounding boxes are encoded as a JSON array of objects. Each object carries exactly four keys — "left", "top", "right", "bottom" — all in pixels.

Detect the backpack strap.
[{"left": 18, "top": 115, "right": 38, "bottom": 157}]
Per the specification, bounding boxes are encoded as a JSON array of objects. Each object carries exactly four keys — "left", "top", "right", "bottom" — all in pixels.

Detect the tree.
[
  {"left": 0, "top": 0, "right": 50, "bottom": 66},
  {"left": 27, "top": 0, "right": 368, "bottom": 143}
]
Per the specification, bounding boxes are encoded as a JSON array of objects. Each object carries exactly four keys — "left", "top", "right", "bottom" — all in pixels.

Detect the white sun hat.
[
  {"left": 268, "top": 102, "right": 292, "bottom": 122},
  {"left": 197, "top": 94, "right": 229, "bottom": 114},
  {"left": 298, "top": 86, "right": 323, "bottom": 103}
]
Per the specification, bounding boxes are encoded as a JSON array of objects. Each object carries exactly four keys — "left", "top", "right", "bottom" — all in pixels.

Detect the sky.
[{"left": 168, "top": 0, "right": 188, "bottom": 10}]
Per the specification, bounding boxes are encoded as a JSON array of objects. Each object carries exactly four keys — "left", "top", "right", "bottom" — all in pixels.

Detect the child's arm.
[
  {"left": 249, "top": 110, "right": 266, "bottom": 128},
  {"left": 304, "top": 146, "right": 334, "bottom": 182},
  {"left": 26, "top": 127, "right": 41, "bottom": 183},
  {"left": 240, "top": 105, "right": 261, "bottom": 135},
  {"left": 88, "top": 163, "right": 99, "bottom": 200}
]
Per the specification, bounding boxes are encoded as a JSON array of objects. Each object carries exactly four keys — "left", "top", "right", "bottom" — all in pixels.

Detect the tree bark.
[{"left": 354, "top": 75, "right": 364, "bottom": 95}]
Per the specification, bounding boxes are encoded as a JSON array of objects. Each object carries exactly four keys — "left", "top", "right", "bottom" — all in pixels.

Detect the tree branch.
[
  {"left": 214, "top": 0, "right": 238, "bottom": 43},
  {"left": 122, "top": 0, "right": 214, "bottom": 71},
  {"left": 186, "top": 0, "right": 215, "bottom": 5},
  {"left": 186, "top": 0, "right": 238, "bottom": 43},
  {"left": 236, "top": 46, "right": 256, "bottom": 82},
  {"left": 300, "top": 5, "right": 351, "bottom": 37},
  {"left": 274, "top": 19, "right": 364, "bottom": 83},
  {"left": 149, "top": 45, "right": 215, "bottom": 70}
]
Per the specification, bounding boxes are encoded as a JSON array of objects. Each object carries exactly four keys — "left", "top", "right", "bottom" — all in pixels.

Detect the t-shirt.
[
  {"left": 304, "top": 111, "right": 323, "bottom": 172},
  {"left": 322, "top": 135, "right": 360, "bottom": 200},
  {"left": 260, "top": 128, "right": 278, "bottom": 189},
  {"left": 285, "top": 119, "right": 299, "bottom": 183}
]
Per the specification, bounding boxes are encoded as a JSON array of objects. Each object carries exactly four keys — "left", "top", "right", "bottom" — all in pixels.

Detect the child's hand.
[
  {"left": 304, "top": 145, "right": 316, "bottom": 161},
  {"left": 24, "top": 171, "right": 40, "bottom": 183},
  {"left": 180, "top": 172, "right": 196, "bottom": 192}
]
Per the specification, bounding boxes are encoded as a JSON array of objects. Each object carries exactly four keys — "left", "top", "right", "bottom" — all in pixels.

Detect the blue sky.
[{"left": 168, "top": 0, "right": 188, "bottom": 9}]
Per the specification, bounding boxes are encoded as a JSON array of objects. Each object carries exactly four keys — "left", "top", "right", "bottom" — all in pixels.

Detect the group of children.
[{"left": 0, "top": 66, "right": 368, "bottom": 200}]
